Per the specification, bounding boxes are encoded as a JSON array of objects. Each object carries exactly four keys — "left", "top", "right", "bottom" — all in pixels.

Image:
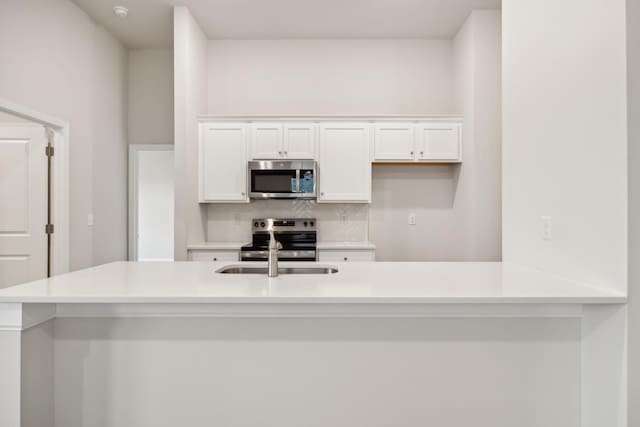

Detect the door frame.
[
  {"left": 128, "top": 144, "right": 174, "bottom": 261},
  {"left": 0, "top": 98, "right": 70, "bottom": 275}
]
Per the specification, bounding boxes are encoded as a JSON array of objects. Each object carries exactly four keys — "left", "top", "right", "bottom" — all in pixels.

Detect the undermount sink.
[{"left": 216, "top": 265, "right": 339, "bottom": 275}]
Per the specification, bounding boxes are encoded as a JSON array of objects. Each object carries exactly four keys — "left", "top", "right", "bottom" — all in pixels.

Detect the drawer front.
[
  {"left": 188, "top": 250, "right": 239, "bottom": 262},
  {"left": 318, "top": 250, "right": 375, "bottom": 262}
]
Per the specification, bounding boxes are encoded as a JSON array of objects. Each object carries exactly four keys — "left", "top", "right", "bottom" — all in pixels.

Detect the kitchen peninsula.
[{"left": 0, "top": 261, "right": 626, "bottom": 427}]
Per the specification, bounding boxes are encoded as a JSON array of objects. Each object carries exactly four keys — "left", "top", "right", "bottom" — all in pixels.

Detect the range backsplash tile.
[{"left": 206, "top": 201, "right": 369, "bottom": 243}]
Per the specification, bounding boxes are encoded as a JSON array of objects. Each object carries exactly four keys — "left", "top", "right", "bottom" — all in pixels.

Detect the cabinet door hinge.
[
  {"left": 45, "top": 224, "right": 54, "bottom": 234},
  {"left": 45, "top": 145, "right": 54, "bottom": 157}
]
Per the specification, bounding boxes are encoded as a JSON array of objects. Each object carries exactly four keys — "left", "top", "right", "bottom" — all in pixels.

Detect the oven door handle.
[{"left": 295, "top": 169, "right": 300, "bottom": 193}]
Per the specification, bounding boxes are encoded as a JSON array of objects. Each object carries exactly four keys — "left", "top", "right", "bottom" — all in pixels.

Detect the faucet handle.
[{"left": 268, "top": 229, "right": 283, "bottom": 250}]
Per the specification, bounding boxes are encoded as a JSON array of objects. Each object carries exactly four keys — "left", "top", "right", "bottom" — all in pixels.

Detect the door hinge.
[
  {"left": 45, "top": 145, "right": 54, "bottom": 157},
  {"left": 45, "top": 224, "right": 54, "bottom": 234}
]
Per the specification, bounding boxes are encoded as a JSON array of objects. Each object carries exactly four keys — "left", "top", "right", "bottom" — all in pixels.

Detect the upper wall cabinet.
[
  {"left": 373, "top": 123, "right": 416, "bottom": 161},
  {"left": 198, "top": 117, "right": 462, "bottom": 204},
  {"left": 373, "top": 120, "right": 462, "bottom": 163},
  {"left": 415, "top": 122, "right": 462, "bottom": 162},
  {"left": 318, "top": 123, "right": 371, "bottom": 203},
  {"left": 199, "top": 123, "right": 248, "bottom": 203},
  {"left": 250, "top": 122, "right": 283, "bottom": 159},
  {"left": 249, "top": 122, "right": 316, "bottom": 160},
  {"left": 283, "top": 123, "right": 316, "bottom": 159}
]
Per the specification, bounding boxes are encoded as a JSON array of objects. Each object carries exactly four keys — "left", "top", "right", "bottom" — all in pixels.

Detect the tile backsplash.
[{"left": 206, "top": 200, "right": 369, "bottom": 243}]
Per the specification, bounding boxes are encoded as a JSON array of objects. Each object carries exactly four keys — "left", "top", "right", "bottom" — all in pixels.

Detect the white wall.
[
  {"left": 128, "top": 49, "right": 174, "bottom": 145},
  {"left": 207, "top": 39, "right": 455, "bottom": 115},
  {"left": 0, "top": 0, "right": 128, "bottom": 270},
  {"left": 627, "top": 0, "right": 640, "bottom": 421},
  {"left": 370, "top": 11, "right": 502, "bottom": 261},
  {"left": 174, "top": 6, "right": 209, "bottom": 260},
  {"left": 502, "top": 0, "right": 627, "bottom": 291},
  {"left": 138, "top": 150, "right": 175, "bottom": 261},
  {"left": 92, "top": 26, "right": 128, "bottom": 266}
]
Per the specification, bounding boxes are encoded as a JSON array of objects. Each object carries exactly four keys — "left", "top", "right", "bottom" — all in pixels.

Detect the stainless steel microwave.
[{"left": 248, "top": 160, "right": 316, "bottom": 199}]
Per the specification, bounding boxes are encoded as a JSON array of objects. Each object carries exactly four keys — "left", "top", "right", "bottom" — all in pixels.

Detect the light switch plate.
[{"left": 88, "top": 213, "right": 94, "bottom": 227}]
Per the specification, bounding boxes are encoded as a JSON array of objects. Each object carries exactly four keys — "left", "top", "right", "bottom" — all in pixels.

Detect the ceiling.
[{"left": 72, "top": 0, "right": 501, "bottom": 49}]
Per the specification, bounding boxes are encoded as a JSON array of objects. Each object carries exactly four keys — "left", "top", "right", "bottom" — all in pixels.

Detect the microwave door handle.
[{"left": 295, "top": 169, "right": 300, "bottom": 193}]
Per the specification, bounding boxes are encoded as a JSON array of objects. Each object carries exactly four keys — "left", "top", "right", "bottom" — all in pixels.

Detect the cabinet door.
[
  {"left": 416, "top": 122, "right": 461, "bottom": 161},
  {"left": 318, "top": 123, "right": 371, "bottom": 203},
  {"left": 199, "top": 123, "right": 248, "bottom": 202},
  {"left": 250, "top": 122, "right": 283, "bottom": 159},
  {"left": 188, "top": 250, "right": 239, "bottom": 262},
  {"left": 373, "top": 123, "right": 416, "bottom": 161},
  {"left": 318, "top": 250, "right": 375, "bottom": 262},
  {"left": 283, "top": 123, "right": 316, "bottom": 159}
]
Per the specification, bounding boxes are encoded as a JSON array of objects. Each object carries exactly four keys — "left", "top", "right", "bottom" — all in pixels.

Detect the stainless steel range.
[{"left": 241, "top": 218, "right": 317, "bottom": 262}]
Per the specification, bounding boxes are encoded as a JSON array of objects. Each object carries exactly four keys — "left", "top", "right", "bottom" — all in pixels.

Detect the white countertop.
[{"left": 0, "top": 261, "right": 624, "bottom": 304}]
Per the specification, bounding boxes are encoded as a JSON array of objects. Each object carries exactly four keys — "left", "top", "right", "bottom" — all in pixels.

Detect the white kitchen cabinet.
[
  {"left": 373, "top": 123, "right": 416, "bottom": 161},
  {"left": 375, "top": 121, "right": 462, "bottom": 163},
  {"left": 250, "top": 122, "right": 283, "bottom": 159},
  {"left": 199, "top": 123, "right": 248, "bottom": 203},
  {"left": 318, "top": 123, "right": 371, "bottom": 203},
  {"left": 283, "top": 123, "right": 316, "bottom": 159},
  {"left": 250, "top": 122, "right": 316, "bottom": 159},
  {"left": 188, "top": 249, "right": 240, "bottom": 262},
  {"left": 416, "top": 122, "right": 462, "bottom": 162},
  {"left": 318, "top": 249, "right": 375, "bottom": 262}
]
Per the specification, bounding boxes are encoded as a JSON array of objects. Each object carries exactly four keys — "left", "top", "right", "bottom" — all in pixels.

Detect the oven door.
[{"left": 248, "top": 160, "right": 316, "bottom": 199}]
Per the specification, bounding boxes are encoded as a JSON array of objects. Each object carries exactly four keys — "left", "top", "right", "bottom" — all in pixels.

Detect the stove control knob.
[
  {"left": 254, "top": 222, "right": 259, "bottom": 227},
  {"left": 303, "top": 221, "right": 308, "bottom": 227},
  {"left": 260, "top": 222, "right": 265, "bottom": 228},
  {"left": 310, "top": 221, "right": 315, "bottom": 227}
]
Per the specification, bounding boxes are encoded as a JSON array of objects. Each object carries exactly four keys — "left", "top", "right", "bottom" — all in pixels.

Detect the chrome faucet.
[{"left": 267, "top": 229, "right": 283, "bottom": 277}]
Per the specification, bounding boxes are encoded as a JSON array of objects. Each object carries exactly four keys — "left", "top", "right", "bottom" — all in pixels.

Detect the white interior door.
[{"left": 0, "top": 124, "right": 47, "bottom": 288}]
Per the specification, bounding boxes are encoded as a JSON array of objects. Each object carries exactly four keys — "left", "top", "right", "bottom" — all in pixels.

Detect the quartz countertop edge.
[
  {"left": 0, "top": 296, "right": 625, "bottom": 304},
  {"left": 0, "top": 261, "right": 625, "bottom": 305}
]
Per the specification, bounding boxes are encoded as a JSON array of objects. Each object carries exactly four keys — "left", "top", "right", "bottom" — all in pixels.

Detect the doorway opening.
[
  {"left": 129, "top": 145, "right": 174, "bottom": 261},
  {"left": 0, "top": 99, "right": 70, "bottom": 288}
]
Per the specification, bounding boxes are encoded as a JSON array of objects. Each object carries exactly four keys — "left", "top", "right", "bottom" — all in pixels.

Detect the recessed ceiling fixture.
[{"left": 112, "top": 6, "right": 129, "bottom": 18}]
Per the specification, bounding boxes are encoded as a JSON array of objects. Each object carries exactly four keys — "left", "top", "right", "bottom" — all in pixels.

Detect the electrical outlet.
[
  {"left": 408, "top": 213, "right": 416, "bottom": 225},
  {"left": 541, "top": 216, "right": 552, "bottom": 240},
  {"left": 341, "top": 214, "right": 348, "bottom": 223}
]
